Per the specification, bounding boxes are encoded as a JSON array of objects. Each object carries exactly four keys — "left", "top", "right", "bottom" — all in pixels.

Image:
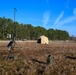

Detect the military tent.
[{"left": 37, "top": 35, "right": 49, "bottom": 44}]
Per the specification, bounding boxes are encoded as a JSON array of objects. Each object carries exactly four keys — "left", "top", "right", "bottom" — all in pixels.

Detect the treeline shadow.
[
  {"left": 66, "top": 56, "right": 76, "bottom": 59},
  {"left": 31, "top": 59, "right": 46, "bottom": 64}
]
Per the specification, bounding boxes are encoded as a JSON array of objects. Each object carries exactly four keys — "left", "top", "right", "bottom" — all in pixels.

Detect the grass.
[{"left": 0, "top": 41, "right": 76, "bottom": 75}]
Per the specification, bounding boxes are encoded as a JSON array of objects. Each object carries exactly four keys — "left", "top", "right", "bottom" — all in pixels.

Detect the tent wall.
[{"left": 37, "top": 35, "right": 49, "bottom": 44}]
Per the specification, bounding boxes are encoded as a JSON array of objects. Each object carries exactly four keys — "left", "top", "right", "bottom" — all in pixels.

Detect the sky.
[{"left": 0, "top": 0, "right": 76, "bottom": 36}]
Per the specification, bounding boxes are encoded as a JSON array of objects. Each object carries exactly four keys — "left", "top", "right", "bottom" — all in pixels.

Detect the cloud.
[
  {"left": 42, "top": 11, "right": 50, "bottom": 27},
  {"left": 53, "top": 8, "right": 76, "bottom": 28},
  {"left": 66, "top": 0, "right": 70, "bottom": 8},
  {"left": 53, "top": 11, "right": 64, "bottom": 26},
  {"left": 73, "top": 8, "right": 76, "bottom": 15},
  {"left": 55, "top": 15, "right": 76, "bottom": 28},
  {"left": 47, "top": 0, "right": 49, "bottom": 4}
]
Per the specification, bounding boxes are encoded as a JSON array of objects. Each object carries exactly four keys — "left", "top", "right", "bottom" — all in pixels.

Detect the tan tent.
[{"left": 37, "top": 35, "right": 49, "bottom": 44}]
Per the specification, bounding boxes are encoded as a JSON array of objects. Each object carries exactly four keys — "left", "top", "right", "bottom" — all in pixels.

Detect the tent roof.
[{"left": 38, "top": 35, "right": 48, "bottom": 39}]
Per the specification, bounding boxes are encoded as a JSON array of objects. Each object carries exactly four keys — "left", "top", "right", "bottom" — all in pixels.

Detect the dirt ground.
[{"left": 0, "top": 40, "right": 76, "bottom": 75}]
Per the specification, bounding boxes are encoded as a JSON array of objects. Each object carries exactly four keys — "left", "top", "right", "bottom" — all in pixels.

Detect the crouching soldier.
[{"left": 47, "top": 54, "right": 53, "bottom": 66}]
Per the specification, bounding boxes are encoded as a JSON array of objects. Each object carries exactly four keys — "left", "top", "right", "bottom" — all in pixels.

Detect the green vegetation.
[{"left": 0, "top": 17, "right": 69, "bottom": 40}]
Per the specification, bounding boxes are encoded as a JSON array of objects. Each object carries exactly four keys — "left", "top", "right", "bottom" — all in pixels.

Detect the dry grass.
[{"left": 0, "top": 40, "right": 76, "bottom": 75}]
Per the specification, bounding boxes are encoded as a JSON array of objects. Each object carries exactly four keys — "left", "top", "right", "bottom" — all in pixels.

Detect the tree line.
[{"left": 0, "top": 17, "right": 70, "bottom": 40}]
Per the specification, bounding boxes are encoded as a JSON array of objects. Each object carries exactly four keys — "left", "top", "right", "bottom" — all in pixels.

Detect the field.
[{"left": 0, "top": 40, "right": 76, "bottom": 75}]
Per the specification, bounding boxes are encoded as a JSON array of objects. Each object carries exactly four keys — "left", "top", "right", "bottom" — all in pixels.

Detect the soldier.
[
  {"left": 7, "top": 40, "right": 14, "bottom": 52},
  {"left": 6, "top": 38, "right": 15, "bottom": 59},
  {"left": 47, "top": 54, "right": 53, "bottom": 66}
]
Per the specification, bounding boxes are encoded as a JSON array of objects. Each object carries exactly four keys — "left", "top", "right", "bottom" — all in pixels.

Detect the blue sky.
[{"left": 0, "top": 0, "right": 76, "bottom": 36}]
